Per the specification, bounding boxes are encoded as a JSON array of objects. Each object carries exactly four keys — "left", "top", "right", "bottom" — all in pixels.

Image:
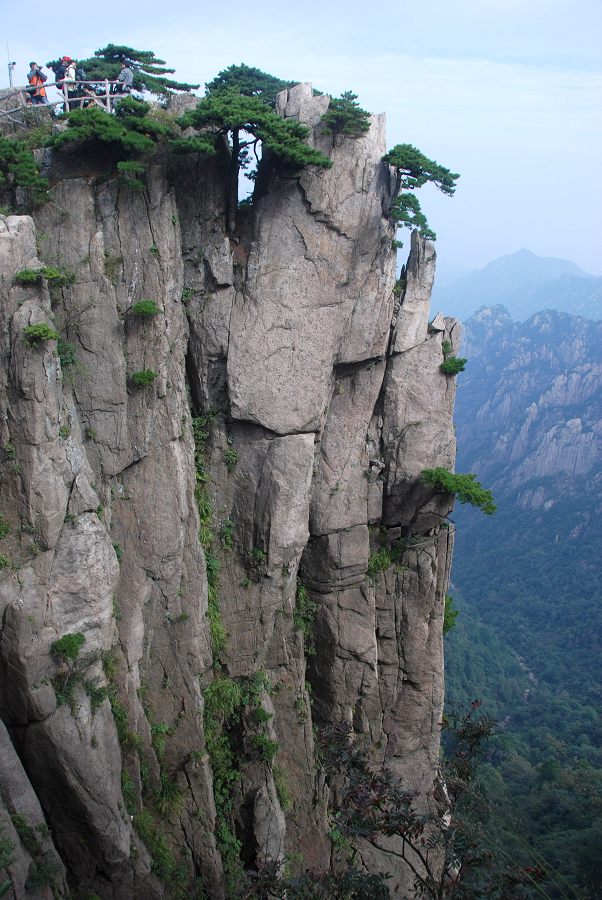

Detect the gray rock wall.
[{"left": 0, "top": 84, "right": 459, "bottom": 898}]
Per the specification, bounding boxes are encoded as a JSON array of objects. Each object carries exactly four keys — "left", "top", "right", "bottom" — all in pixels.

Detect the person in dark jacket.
[{"left": 116, "top": 61, "right": 134, "bottom": 93}]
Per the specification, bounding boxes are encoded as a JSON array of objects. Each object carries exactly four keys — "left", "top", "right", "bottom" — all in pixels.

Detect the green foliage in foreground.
[
  {"left": 51, "top": 98, "right": 171, "bottom": 155},
  {"left": 312, "top": 714, "right": 540, "bottom": 898},
  {"left": 421, "top": 467, "right": 497, "bottom": 515},
  {"left": 0, "top": 135, "right": 47, "bottom": 201},
  {"left": 321, "top": 90, "right": 371, "bottom": 137},
  {"left": 22, "top": 323, "right": 60, "bottom": 345},
  {"left": 50, "top": 99, "right": 215, "bottom": 189},
  {"left": 383, "top": 143, "right": 459, "bottom": 241}
]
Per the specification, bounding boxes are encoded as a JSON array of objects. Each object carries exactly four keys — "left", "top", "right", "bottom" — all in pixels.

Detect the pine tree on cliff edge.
[
  {"left": 181, "top": 64, "right": 331, "bottom": 233},
  {"left": 383, "top": 143, "right": 460, "bottom": 242},
  {"left": 76, "top": 45, "right": 199, "bottom": 96}
]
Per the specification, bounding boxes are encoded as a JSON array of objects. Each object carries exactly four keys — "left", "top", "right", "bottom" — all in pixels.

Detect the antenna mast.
[{"left": 7, "top": 43, "right": 16, "bottom": 87}]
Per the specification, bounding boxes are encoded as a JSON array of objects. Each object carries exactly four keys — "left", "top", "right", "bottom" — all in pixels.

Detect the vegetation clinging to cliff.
[
  {"left": 421, "top": 468, "right": 497, "bottom": 515},
  {"left": 0, "top": 135, "right": 47, "bottom": 202},
  {"left": 321, "top": 90, "right": 371, "bottom": 137},
  {"left": 181, "top": 66, "right": 332, "bottom": 232},
  {"left": 63, "top": 44, "right": 199, "bottom": 96},
  {"left": 384, "top": 143, "right": 460, "bottom": 241}
]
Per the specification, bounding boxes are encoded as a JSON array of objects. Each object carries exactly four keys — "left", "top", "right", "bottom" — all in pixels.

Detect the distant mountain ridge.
[
  {"left": 457, "top": 304, "right": 602, "bottom": 501},
  {"left": 433, "top": 248, "right": 602, "bottom": 321}
]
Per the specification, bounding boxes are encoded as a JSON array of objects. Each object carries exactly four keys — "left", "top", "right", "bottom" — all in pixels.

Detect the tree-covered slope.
[{"left": 446, "top": 306, "right": 602, "bottom": 897}]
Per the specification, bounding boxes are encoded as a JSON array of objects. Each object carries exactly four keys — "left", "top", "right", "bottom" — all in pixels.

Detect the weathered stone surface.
[
  {"left": 310, "top": 360, "right": 386, "bottom": 535},
  {"left": 227, "top": 85, "right": 395, "bottom": 434},
  {"left": 0, "top": 85, "right": 460, "bottom": 897},
  {"left": 382, "top": 322, "right": 458, "bottom": 531},
  {"left": 0, "top": 718, "right": 68, "bottom": 898},
  {"left": 391, "top": 231, "right": 437, "bottom": 354}
]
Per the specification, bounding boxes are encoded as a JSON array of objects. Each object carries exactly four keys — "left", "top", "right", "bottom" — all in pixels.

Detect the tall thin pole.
[{"left": 7, "top": 43, "right": 16, "bottom": 87}]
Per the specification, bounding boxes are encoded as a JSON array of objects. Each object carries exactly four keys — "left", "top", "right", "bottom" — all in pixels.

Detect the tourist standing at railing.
[
  {"left": 26, "top": 62, "right": 48, "bottom": 105},
  {"left": 62, "top": 57, "right": 78, "bottom": 109},
  {"left": 116, "top": 61, "right": 134, "bottom": 94}
]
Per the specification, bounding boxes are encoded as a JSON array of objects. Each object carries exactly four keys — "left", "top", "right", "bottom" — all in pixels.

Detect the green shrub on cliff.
[
  {"left": 443, "top": 594, "right": 460, "bottom": 634},
  {"left": 131, "top": 369, "right": 158, "bottom": 386},
  {"left": 421, "top": 467, "right": 496, "bottom": 515},
  {"left": 0, "top": 135, "right": 47, "bottom": 202},
  {"left": 205, "top": 64, "right": 294, "bottom": 108},
  {"left": 51, "top": 98, "right": 166, "bottom": 155},
  {"left": 383, "top": 143, "right": 459, "bottom": 242},
  {"left": 51, "top": 632, "right": 85, "bottom": 661},
  {"left": 15, "top": 265, "right": 75, "bottom": 287},
  {"left": 116, "top": 160, "right": 146, "bottom": 189},
  {"left": 440, "top": 356, "right": 467, "bottom": 375},
  {"left": 50, "top": 97, "right": 214, "bottom": 189},
  {"left": 22, "top": 323, "right": 60, "bottom": 345},
  {"left": 440, "top": 338, "right": 467, "bottom": 375},
  {"left": 293, "top": 580, "right": 318, "bottom": 655},
  {"left": 367, "top": 547, "right": 393, "bottom": 579},
  {"left": 321, "top": 90, "right": 371, "bottom": 138},
  {"left": 130, "top": 300, "right": 161, "bottom": 317}
]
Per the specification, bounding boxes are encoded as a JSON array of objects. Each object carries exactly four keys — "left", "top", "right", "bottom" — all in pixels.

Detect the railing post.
[{"left": 105, "top": 79, "right": 111, "bottom": 113}]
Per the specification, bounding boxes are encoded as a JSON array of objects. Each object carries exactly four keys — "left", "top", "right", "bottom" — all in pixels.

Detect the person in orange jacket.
[{"left": 26, "top": 62, "right": 48, "bottom": 105}]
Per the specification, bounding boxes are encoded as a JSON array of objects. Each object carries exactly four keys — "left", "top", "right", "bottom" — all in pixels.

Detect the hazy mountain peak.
[{"left": 433, "top": 249, "right": 600, "bottom": 321}]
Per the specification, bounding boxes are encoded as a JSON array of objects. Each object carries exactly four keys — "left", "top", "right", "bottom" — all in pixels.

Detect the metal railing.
[{"left": 0, "top": 80, "right": 129, "bottom": 121}]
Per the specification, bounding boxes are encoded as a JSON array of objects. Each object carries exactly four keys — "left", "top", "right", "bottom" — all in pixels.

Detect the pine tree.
[
  {"left": 72, "top": 45, "right": 199, "bottom": 96},
  {"left": 383, "top": 143, "right": 460, "bottom": 241},
  {"left": 205, "top": 63, "right": 294, "bottom": 108},
  {"left": 182, "top": 73, "right": 331, "bottom": 232},
  {"left": 49, "top": 98, "right": 215, "bottom": 188},
  {"left": 321, "top": 90, "right": 371, "bottom": 138},
  {"left": 0, "top": 135, "right": 47, "bottom": 201}
]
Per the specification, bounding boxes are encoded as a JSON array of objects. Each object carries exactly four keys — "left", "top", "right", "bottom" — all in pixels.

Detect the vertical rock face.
[{"left": 0, "top": 84, "right": 459, "bottom": 898}]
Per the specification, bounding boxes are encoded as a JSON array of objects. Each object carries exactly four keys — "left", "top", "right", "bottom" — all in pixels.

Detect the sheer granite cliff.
[{"left": 0, "top": 84, "right": 459, "bottom": 898}]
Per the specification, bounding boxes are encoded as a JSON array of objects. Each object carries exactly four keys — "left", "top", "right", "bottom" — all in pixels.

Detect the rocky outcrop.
[{"left": 0, "top": 83, "right": 459, "bottom": 898}]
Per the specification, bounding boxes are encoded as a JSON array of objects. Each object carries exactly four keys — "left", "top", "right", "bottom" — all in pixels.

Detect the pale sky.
[{"left": 2, "top": 0, "right": 601, "bottom": 280}]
